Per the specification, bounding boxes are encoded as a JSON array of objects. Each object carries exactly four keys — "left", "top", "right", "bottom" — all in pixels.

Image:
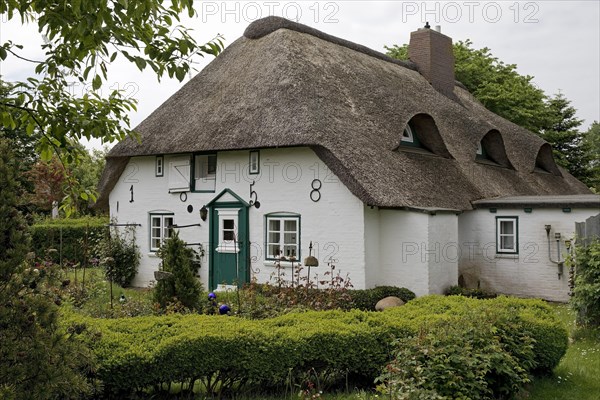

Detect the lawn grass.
[
  {"left": 518, "top": 303, "right": 600, "bottom": 400},
  {"left": 61, "top": 267, "right": 155, "bottom": 317}
]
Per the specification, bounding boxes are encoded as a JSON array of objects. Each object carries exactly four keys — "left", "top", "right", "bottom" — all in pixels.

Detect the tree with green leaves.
[
  {"left": 582, "top": 121, "right": 600, "bottom": 192},
  {"left": 0, "top": 1, "right": 223, "bottom": 214},
  {"left": 540, "top": 92, "right": 591, "bottom": 184},
  {"left": 386, "top": 39, "right": 550, "bottom": 133},
  {"left": 0, "top": 137, "right": 93, "bottom": 399}
]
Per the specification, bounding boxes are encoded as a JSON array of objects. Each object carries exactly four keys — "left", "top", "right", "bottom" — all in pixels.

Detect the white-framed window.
[
  {"left": 496, "top": 216, "right": 518, "bottom": 254},
  {"left": 249, "top": 150, "right": 260, "bottom": 174},
  {"left": 193, "top": 154, "right": 217, "bottom": 192},
  {"left": 155, "top": 155, "right": 164, "bottom": 177},
  {"left": 150, "top": 213, "right": 174, "bottom": 252},
  {"left": 216, "top": 208, "right": 239, "bottom": 253},
  {"left": 266, "top": 214, "right": 300, "bottom": 260},
  {"left": 401, "top": 124, "right": 415, "bottom": 143}
]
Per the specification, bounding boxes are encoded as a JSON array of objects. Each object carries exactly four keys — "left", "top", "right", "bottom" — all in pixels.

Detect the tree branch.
[{"left": 6, "top": 48, "right": 44, "bottom": 64}]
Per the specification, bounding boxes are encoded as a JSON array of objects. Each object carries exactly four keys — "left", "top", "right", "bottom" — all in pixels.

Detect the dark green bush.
[
  {"left": 445, "top": 285, "right": 497, "bottom": 299},
  {"left": 154, "top": 232, "right": 203, "bottom": 311},
  {"left": 29, "top": 217, "right": 107, "bottom": 265},
  {"left": 570, "top": 239, "right": 600, "bottom": 327},
  {"left": 348, "top": 286, "right": 416, "bottom": 311},
  {"left": 63, "top": 295, "right": 566, "bottom": 397}
]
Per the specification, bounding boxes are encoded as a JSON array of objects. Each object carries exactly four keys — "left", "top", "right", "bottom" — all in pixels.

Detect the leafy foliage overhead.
[
  {"left": 0, "top": 0, "right": 224, "bottom": 214},
  {"left": 386, "top": 40, "right": 549, "bottom": 134}
]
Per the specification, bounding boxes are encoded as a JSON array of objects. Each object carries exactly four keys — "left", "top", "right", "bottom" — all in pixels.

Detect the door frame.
[{"left": 206, "top": 189, "right": 250, "bottom": 290}]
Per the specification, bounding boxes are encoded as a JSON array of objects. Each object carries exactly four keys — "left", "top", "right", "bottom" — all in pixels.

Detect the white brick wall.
[
  {"left": 109, "top": 147, "right": 367, "bottom": 288},
  {"left": 368, "top": 210, "right": 458, "bottom": 296},
  {"left": 458, "top": 208, "right": 598, "bottom": 302}
]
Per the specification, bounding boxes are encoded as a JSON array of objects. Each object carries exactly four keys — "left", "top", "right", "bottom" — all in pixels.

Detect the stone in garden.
[{"left": 375, "top": 296, "right": 405, "bottom": 311}]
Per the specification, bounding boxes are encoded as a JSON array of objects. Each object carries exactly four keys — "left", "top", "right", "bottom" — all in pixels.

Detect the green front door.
[{"left": 207, "top": 190, "right": 249, "bottom": 290}]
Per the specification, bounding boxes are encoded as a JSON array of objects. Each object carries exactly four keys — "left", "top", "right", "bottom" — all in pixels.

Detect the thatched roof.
[{"left": 97, "top": 17, "right": 591, "bottom": 210}]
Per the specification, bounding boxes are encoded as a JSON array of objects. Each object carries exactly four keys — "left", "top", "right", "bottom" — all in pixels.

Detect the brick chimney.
[{"left": 408, "top": 24, "right": 455, "bottom": 97}]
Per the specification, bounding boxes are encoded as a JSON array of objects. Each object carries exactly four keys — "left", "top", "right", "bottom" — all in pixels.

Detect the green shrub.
[
  {"left": 445, "top": 285, "right": 497, "bottom": 299},
  {"left": 385, "top": 296, "right": 567, "bottom": 373},
  {"left": 348, "top": 286, "right": 416, "bottom": 311},
  {"left": 570, "top": 239, "right": 600, "bottom": 327},
  {"left": 29, "top": 216, "right": 107, "bottom": 265},
  {"left": 62, "top": 295, "right": 567, "bottom": 397},
  {"left": 98, "top": 224, "right": 140, "bottom": 287},
  {"left": 376, "top": 315, "right": 531, "bottom": 399},
  {"left": 154, "top": 232, "right": 203, "bottom": 311}
]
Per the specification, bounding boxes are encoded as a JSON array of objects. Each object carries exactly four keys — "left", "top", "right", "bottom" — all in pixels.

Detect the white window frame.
[
  {"left": 496, "top": 217, "right": 518, "bottom": 254},
  {"left": 150, "top": 213, "right": 174, "bottom": 252},
  {"left": 155, "top": 155, "right": 164, "bottom": 177},
  {"left": 265, "top": 214, "right": 300, "bottom": 260},
  {"left": 193, "top": 153, "right": 217, "bottom": 192},
  {"left": 216, "top": 208, "right": 239, "bottom": 253},
  {"left": 401, "top": 124, "right": 415, "bottom": 143},
  {"left": 249, "top": 150, "right": 260, "bottom": 174}
]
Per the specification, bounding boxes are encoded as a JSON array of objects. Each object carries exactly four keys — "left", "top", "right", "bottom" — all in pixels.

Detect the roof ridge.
[{"left": 244, "top": 16, "right": 417, "bottom": 72}]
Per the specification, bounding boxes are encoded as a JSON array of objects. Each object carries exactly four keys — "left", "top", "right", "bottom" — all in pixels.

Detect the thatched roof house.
[
  {"left": 98, "top": 17, "right": 598, "bottom": 301},
  {"left": 98, "top": 16, "right": 590, "bottom": 211}
]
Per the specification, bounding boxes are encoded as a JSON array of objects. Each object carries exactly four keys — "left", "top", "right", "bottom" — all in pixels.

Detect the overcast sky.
[{"left": 1, "top": 1, "right": 599, "bottom": 151}]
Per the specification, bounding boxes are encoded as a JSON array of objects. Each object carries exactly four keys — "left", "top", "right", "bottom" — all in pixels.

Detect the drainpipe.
[{"left": 545, "top": 224, "right": 564, "bottom": 279}]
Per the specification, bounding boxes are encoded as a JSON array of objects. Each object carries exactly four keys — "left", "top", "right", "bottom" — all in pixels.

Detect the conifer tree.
[{"left": 154, "top": 231, "right": 203, "bottom": 311}]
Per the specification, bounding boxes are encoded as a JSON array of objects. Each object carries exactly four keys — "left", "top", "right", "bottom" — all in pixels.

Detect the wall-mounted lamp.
[
  {"left": 554, "top": 232, "right": 561, "bottom": 240},
  {"left": 565, "top": 239, "right": 572, "bottom": 250},
  {"left": 545, "top": 225, "right": 552, "bottom": 236},
  {"left": 200, "top": 205, "right": 208, "bottom": 221}
]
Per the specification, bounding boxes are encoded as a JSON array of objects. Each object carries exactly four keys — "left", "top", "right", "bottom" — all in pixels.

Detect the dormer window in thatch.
[
  {"left": 534, "top": 143, "right": 562, "bottom": 176},
  {"left": 396, "top": 113, "right": 452, "bottom": 158},
  {"left": 193, "top": 153, "right": 217, "bottom": 192},
  {"left": 475, "top": 130, "right": 514, "bottom": 169},
  {"left": 400, "top": 123, "right": 422, "bottom": 148}
]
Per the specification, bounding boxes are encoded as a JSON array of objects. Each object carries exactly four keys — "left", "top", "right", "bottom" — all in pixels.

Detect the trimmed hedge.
[
  {"left": 63, "top": 295, "right": 567, "bottom": 397},
  {"left": 445, "top": 284, "right": 497, "bottom": 299},
  {"left": 347, "top": 286, "right": 416, "bottom": 310},
  {"left": 30, "top": 217, "right": 108, "bottom": 264}
]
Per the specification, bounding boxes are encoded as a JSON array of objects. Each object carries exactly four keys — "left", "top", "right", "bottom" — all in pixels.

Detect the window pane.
[
  {"left": 501, "top": 236, "right": 514, "bottom": 250},
  {"left": 268, "top": 219, "right": 280, "bottom": 232},
  {"left": 501, "top": 221, "right": 514, "bottom": 235},
  {"left": 284, "top": 220, "right": 296, "bottom": 231},
  {"left": 223, "top": 219, "right": 234, "bottom": 229},
  {"left": 268, "top": 244, "right": 280, "bottom": 258},
  {"left": 268, "top": 232, "right": 280, "bottom": 243},
  {"left": 152, "top": 238, "right": 161, "bottom": 249},
  {"left": 223, "top": 230, "right": 234, "bottom": 241},
  {"left": 284, "top": 232, "right": 297, "bottom": 244},
  {"left": 207, "top": 155, "right": 217, "bottom": 175},
  {"left": 152, "top": 217, "right": 161, "bottom": 228},
  {"left": 165, "top": 217, "right": 173, "bottom": 240},
  {"left": 284, "top": 245, "right": 297, "bottom": 258}
]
